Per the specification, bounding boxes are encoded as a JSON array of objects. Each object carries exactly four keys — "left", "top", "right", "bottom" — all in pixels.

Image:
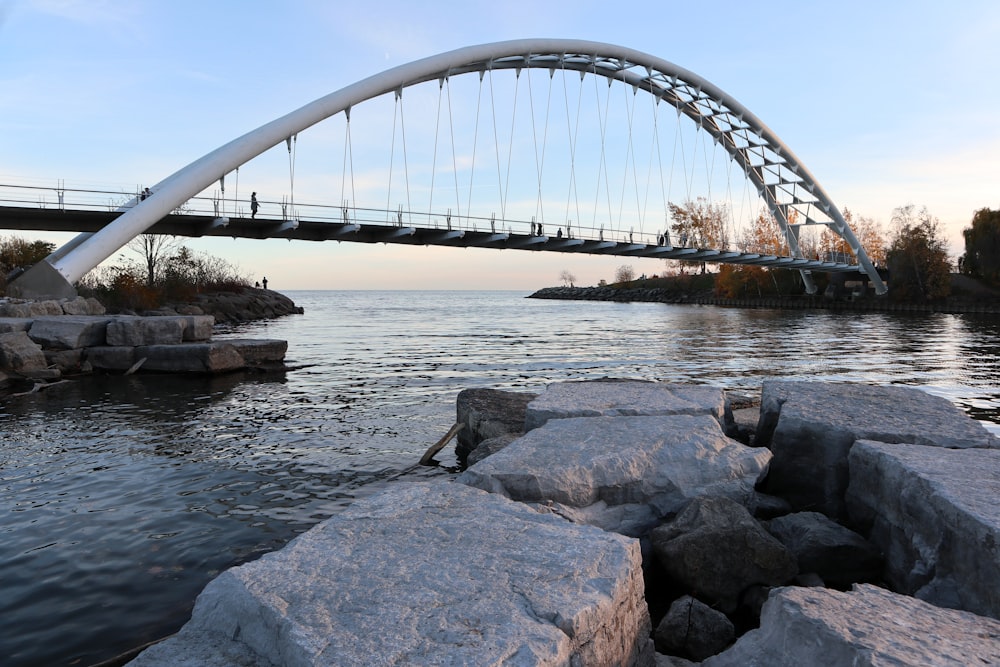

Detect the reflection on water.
[{"left": 2, "top": 291, "right": 999, "bottom": 665}]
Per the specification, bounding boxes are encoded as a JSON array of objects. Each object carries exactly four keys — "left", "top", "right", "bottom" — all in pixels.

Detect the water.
[{"left": 3, "top": 290, "right": 1000, "bottom": 666}]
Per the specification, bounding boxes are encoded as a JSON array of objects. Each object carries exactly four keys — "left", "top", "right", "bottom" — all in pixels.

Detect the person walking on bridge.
[{"left": 251, "top": 192, "right": 259, "bottom": 219}]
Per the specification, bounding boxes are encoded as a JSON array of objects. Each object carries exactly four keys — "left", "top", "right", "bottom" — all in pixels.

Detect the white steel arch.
[{"left": 13, "top": 38, "right": 886, "bottom": 296}]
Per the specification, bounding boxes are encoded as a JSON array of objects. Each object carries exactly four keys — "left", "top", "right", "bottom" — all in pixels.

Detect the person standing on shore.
[{"left": 262, "top": 276, "right": 268, "bottom": 290}]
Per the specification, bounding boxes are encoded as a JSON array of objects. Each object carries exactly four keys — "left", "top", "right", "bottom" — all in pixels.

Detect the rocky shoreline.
[
  {"left": 0, "top": 288, "right": 302, "bottom": 395},
  {"left": 126, "top": 379, "right": 1000, "bottom": 665},
  {"left": 529, "top": 285, "right": 1000, "bottom": 315}
]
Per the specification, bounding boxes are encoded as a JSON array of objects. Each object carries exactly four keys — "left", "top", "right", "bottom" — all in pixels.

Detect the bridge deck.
[{"left": 0, "top": 205, "right": 865, "bottom": 273}]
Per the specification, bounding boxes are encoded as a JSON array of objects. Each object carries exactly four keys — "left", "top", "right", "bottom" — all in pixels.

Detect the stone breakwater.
[
  {"left": 0, "top": 290, "right": 298, "bottom": 393},
  {"left": 127, "top": 379, "right": 1000, "bottom": 666},
  {"left": 529, "top": 285, "right": 1000, "bottom": 314}
]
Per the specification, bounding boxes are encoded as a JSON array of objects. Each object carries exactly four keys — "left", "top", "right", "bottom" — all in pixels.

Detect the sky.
[{"left": 1, "top": 0, "right": 998, "bottom": 290}]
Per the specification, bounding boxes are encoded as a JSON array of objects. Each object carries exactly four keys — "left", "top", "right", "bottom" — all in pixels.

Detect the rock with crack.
[{"left": 127, "top": 482, "right": 654, "bottom": 667}]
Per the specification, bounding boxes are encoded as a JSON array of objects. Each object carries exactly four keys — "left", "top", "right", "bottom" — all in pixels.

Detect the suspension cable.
[
  {"left": 446, "top": 79, "right": 461, "bottom": 225},
  {"left": 286, "top": 134, "right": 297, "bottom": 220},
  {"left": 561, "top": 64, "right": 583, "bottom": 237},
  {"left": 428, "top": 77, "right": 445, "bottom": 225},
  {"left": 466, "top": 72, "right": 485, "bottom": 227}
]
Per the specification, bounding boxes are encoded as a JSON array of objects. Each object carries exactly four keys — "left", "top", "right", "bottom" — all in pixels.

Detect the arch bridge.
[{"left": 7, "top": 39, "right": 885, "bottom": 298}]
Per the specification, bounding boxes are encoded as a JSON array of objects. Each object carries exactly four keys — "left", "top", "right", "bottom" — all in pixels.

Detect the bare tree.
[
  {"left": 614, "top": 265, "right": 635, "bottom": 284},
  {"left": 128, "top": 234, "right": 182, "bottom": 287},
  {"left": 559, "top": 269, "right": 577, "bottom": 287}
]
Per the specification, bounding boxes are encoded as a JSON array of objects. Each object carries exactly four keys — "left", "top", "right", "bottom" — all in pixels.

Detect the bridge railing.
[{"left": 0, "top": 181, "right": 681, "bottom": 248}]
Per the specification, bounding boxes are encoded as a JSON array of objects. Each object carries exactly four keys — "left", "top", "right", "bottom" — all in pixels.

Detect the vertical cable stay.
[
  {"left": 487, "top": 69, "right": 505, "bottom": 221},
  {"left": 445, "top": 79, "right": 461, "bottom": 224},
  {"left": 428, "top": 78, "right": 444, "bottom": 225},
  {"left": 340, "top": 108, "right": 357, "bottom": 220},
  {"left": 501, "top": 69, "right": 521, "bottom": 224},
  {"left": 526, "top": 69, "right": 544, "bottom": 228},
  {"left": 561, "top": 64, "right": 583, "bottom": 237},
  {"left": 465, "top": 72, "right": 485, "bottom": 228},
  {"left": 399, "top": 89, "right": 412, "bottom": 227},
  {"left": 387, "top": 91, "right": 399, "bottom": 224},
  {"left": 286, "top": 134, "right": 297, "bottom": 220}
]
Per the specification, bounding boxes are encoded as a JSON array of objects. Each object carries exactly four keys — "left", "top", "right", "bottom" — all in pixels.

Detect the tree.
[
  {"left": 614, "top": 265, "right": 635, "bottom": 284},
  {"left": 559, "top": 269, "right": 577, "bottom": 287},
  {"left": 128, "top": 234, "right": 181, "bottom": 287},
  {"left": 0, "top": 236, "right": 55, "bottom": 275},
  {"left": 668, "top": 197, "right": 729, "bottom": 274},
  {"left": 960, "top": 207, "right": 1000, "bottom": 286},
  {"left": 886, "top": 205, "right": 951, "bottom": 301},
  {"left": 819, "top": 209, "right": 887, "bottom": 266}
]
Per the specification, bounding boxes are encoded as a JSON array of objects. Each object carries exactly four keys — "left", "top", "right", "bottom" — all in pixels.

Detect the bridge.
[{"left": 3, "top": 39, "right": 886, "bottom": 298}]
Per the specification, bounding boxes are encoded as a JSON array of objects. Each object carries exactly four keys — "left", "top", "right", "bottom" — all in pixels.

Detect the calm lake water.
[{"left": 3, "top": 290, "right": 1000, "bottom": 665}]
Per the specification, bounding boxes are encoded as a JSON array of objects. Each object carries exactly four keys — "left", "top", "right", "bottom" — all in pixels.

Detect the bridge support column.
[{"left": 6, "top": 260, "right": 77, "bottom": 300}]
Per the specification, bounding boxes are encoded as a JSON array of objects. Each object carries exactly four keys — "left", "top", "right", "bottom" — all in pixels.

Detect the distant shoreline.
[{"left": 527, "top": 284, "right": 1000, "bottom": 315}]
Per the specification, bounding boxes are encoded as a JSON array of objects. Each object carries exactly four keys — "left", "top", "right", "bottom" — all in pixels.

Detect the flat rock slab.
[
  {"left": 28, "top": 315, "right": 112, "bottom": 349},
  {"left": 525, "top": 381, "right": 733, "bottom": 434},
  {"left": 847, "top": 440, "right": 1000, "bottom": 619},
  {"left": 128, "top": 482, "right": 653, "bottom": 667},
  {"left": 220, "top": 338, "right": 288, "bottom": 365},
  {"left": 0, "top": 317, "right": 33, "bottom": 334},
  {"left": 702, "top": 584, "right": 1000, "bottom": 666},
  {"left": 757, "top": 381, "right": 999, "bottom": 517},
  {"left": 136, "top": 342, "right": 245, "bottom": 373},
  {"left": 107, "top": 316, "right": 186, "bottom": 346},
  {"left": 459, "top": 414, "right": 771, "bottom": 536}
]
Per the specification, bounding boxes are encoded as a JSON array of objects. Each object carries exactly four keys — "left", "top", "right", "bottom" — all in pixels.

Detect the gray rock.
[
  {"left": 458, "top": 414, "right": 771, "bottom": 536},
  {"left": 765, "top": 512, "right": 882, "bottom": 588},
  {"left": 651, "top": 496, "right": 797, "bottom": 612},
  {"left": 654, "top": 595, "right": 734, "bottom": 661},
  {"left": 61, "top": 296, "right": 103, "bottom": 315},
  {"left": 757, "top": 381, "right": 998, "bottom": 518},
  {"left": 220, "top": 338, "right": 287, "bottom": 364},
  {"left": 847, "top": 440, "right": 1000, "bottom": 619},
  {"left": 45, "top": 348, "right": 85, "bottom": 374},
  {"left": 701, "top": 584, "right": 1000, "bottom": 667},
  {"left": 455, "top": 387, "right": 536, "bottom": 460},
  {"left": 106, "top": 316, "right": 185, "bottom": 346},
  {"left": 180, "top": 315, "right": 214, "bottom": 341},
  {"left": 0, "top": 317, "right": 33, "bottom": 334},
  {"left": 0, "top": 331, "right": 48, "bottom": 373},
  {"left": 466, "top": 432, "right": 520, "bottom": 466},
  {"left": 0, "top": 302, "right": 32, "bottom": 318},
  {"left": 29, "top": 299, "right": 64, "bottom": 316},
  {"left": 525, "top": 380, "right": 734, "bottom": 435},
  {"left": 128, "top": 482, "right": 654, "bottom": 667},
  {"left": 28, "top": 315, "right": 111, "bottom": 349},
  {"left": 86, "top": 346, "right": 137, "bottom": 371},
  {"left": 136, "top": 343, "right": 245, "bottom": 373}
]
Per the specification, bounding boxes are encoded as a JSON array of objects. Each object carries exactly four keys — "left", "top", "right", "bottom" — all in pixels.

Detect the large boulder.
[
  {"left": 847, "top": 440, "right": 1000, "bottom": 619},
  {"left": 219, "top": 338, "right": 287, "bottom": 365},
  {"left": 458, "top": 414, "right": 771, "bottom": 536},
  {"left": 654, "top": 595, "right": 735, "bottom": 661},
  {"left": 455, "top": 387, "right": 536, "bottom": 461},
  {"left": 28, "top": 315, "right": 111, "bottom": 349},
  {"left": 135, "top": 342, "right": 245, "bottom": 373},
  {"left": 525, "top": 381, "right": 734, "bottom": 435},
  {"left": 106, "top": 316, "right": 185, "bottom": 346},
  {"left": 0, "top": 330, "right": 48, "bottom": 374},
  {"left": 0, "top": 317, "right": 33, "bottom": 334},
  {"left": 765, "top": 512, "right": 882, "bottom": 588},
  {"left": 701, "top": 584, "right": 1000, "bottom": 666},
  {"left": 651, "top": 496, "right": 797, "bottom": 612},
  {"left": 128, "top": 482, "right": 654, "bottom": 667},
  {"left": 757, "top": 381, "right": 999, "bottom": 518},
  {"left": 86, "top": 346, "right": 137, "bottom": 372}
]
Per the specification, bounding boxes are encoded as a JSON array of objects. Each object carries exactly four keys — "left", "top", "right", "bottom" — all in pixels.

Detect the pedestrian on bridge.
[{"left": 251, "top": 192, "right": 259, "bottom": 219}]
